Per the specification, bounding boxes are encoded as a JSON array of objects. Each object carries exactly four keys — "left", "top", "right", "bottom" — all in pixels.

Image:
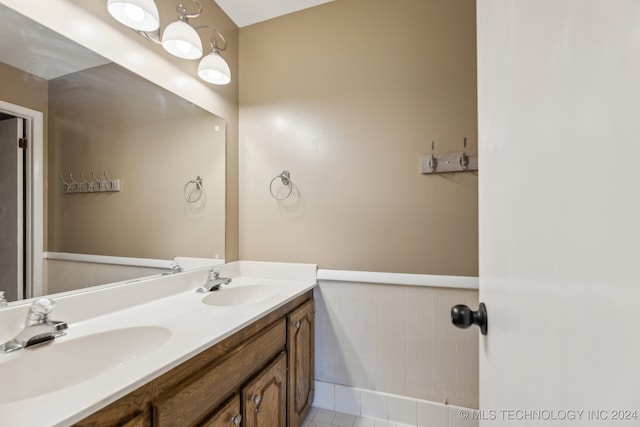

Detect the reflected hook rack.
[{"left": 59, "top": 171, "right": 120, "bottom": 194}]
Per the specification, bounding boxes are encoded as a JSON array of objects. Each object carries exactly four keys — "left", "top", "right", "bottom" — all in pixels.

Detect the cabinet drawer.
[
  {"left": 154, "top": 320, "right": 286, "bottom": 427},
  {"left": 200, "top": 395, "right": 242, "bottom": 427}
]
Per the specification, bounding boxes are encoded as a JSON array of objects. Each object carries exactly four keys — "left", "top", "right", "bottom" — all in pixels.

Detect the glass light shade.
[
  {"left": 198, "top": 51, "right": 231, "bottom": 85},
  {"left": 162, "top": 21, "right": 203, "bottom": 60},
  {"left": 107, "top": 0, "right": 160, "bottom": 32}
]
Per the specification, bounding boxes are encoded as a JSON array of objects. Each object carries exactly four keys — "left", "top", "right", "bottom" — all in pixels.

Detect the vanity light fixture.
[
  {"left": 106, "top": 0, "right": 231, "bottom": 85},
  {"left": 198, "top": 30, "right": 231, "bottom": 85},
  {"left": 107, "top": 0, "right": 160, "bottom": 32},
  {"left": 161, "top": 1, "right": 203, "bottom": 59}
]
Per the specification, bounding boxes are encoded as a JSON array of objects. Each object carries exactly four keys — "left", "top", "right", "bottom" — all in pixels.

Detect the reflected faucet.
[
  {"left": 169, "top": 262, "right": 183, "bottom": 274},
  {"left": 162, "top": 262, "right": 184, "bottom": 276},
  {"left": 196, "top": 266, "right": 232, "bottom": 293},
  {"left": 1, "top": 298, "right": 68, "bottom": 353},
  {"left": 0, "top": 291, "right": 7, "bottom": 307}
]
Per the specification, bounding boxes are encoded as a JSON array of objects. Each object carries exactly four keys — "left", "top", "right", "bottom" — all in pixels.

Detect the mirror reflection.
[{"left": 0, "top": 4, "right": 226, "bottom": 302}]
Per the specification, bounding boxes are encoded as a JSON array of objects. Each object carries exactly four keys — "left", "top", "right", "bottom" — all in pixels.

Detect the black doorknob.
[{"left": 451, "top": 302, "right": 488, "bottom": 335}]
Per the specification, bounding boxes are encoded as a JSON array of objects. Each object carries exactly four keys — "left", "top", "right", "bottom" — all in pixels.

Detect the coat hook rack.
[
  {"left": 420, "top": 138, "right": 478, "bottom": 174},
  {"left": 59, "top": 171, "right": 121, "bottom": 194}
]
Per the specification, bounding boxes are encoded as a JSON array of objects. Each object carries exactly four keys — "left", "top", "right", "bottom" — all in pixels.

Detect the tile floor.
[{"left": 303, "top": 407, "right": 414, "bottom": 427}]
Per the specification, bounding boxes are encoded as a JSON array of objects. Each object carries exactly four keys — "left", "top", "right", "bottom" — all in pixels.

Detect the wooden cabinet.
[
  {"left": 242, "top": 353, "right": 287, "bottom": 427},
  {"left": 153, "top": 320, "right": 286, "bottom": 427},
  {"left": 287, "top": 300, "right": 315, "bottom": 427},
  {"left": 74, "top": 291, "right": 314, "bottom": 427},
  {"left": 121, "top": 413, "right": 145, "bottom": 427}
]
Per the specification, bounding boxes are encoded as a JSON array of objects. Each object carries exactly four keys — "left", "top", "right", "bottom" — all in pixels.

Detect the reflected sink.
[
  {"left": 201, "top": 285, "right": 279, "bottom": 306},
  {"left": 0, "top": 326, "right": 171, "bottom": 403}
]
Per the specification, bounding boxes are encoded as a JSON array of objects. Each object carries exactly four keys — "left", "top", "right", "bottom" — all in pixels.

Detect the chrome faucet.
[
  {"left": 196, "top": 266, "right": 232, "bottom": 293},
  {"left": 1, "top": 298, "right": 68, "bottom": 353}
]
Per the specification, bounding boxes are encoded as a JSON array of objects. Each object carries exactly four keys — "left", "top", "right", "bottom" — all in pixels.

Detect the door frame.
[{"left": 0, "top": 100, "right": 44, "bottom": 299}]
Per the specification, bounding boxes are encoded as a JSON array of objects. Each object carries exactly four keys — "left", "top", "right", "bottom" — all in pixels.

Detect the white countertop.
[{"left": 0, "top": 261, "right": 317, "bottom": 427}]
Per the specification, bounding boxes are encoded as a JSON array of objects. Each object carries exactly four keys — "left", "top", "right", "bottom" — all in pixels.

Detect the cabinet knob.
[
  {"left": 251, "top": 393, "right": 262, "bottom": 412},
  {"left": 230, "top": 414, "right": 242, "bottom": 425},
  {"left": 293, "top": 321, "right": 301, "bottom": 328}
]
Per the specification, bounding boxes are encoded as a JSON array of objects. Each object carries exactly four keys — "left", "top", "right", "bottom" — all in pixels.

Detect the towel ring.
[
  {"left": 184, "top": 176, "right": 204, "bottom": 203},
  {"left": 269, "top": 170, "right": 293, "bottom": 200}
]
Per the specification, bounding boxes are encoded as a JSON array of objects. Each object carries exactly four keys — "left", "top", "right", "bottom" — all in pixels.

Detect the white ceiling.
[
  {"left": 0, "top": 4, "right": 109, "bottom": 80},
  {"left": 215, "top": 0, "right": 335, "bottom": 28}
]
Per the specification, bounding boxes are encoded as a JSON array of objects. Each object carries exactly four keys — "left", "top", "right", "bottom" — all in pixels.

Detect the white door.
[
  {"left": 0, "top": 117, "right": 24, "bottom": 302},
  {"left": 477, "top": 1, "right": 640, "bottom": 425}
]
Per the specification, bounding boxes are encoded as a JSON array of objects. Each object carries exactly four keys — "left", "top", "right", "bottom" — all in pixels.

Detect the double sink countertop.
[{"left": 0, "top": 261, "right": 317, "bottom": 427}]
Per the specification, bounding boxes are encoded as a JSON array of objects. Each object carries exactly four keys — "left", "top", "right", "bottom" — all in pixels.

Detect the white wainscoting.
[
  {"left": 43, "top": 252, "right": 171, "bottom": 295},
  {"left": 314, "top": 278, "right": 479, "bottom": 410}
]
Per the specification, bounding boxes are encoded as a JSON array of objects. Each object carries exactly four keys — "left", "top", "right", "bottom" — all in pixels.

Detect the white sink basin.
[
  {"left": 0, "top": 326, "right": 171, "bottom": 403},
  {"left": 201, "top": 285, "right": 279, "bottom": 306}
]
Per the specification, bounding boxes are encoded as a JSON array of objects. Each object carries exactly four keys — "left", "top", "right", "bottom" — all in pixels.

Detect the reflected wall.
[{"left": 48, "top": 63, "right": 226, "bottom": 260}]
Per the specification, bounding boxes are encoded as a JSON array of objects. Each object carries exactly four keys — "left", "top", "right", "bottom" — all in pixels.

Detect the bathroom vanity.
[
  {"left": 79, "top": 294, "right": 313, "bottom": 427},
  {"left": 0, "top": 262, "right": 316, "bottom": 427}
]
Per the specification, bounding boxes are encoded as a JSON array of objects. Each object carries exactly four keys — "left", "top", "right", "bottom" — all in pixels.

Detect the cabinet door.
[
  {"left": 200, "top": 395, "right": 242, "bottom": 427},
  {"left": 242, "top": 353, "right": 287, "bottom": 427},
  {"left": 287, "top": 300, "right": 315, "bottom": 427}
]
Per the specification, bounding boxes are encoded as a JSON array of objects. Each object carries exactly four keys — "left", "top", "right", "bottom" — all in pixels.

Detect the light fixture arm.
[
  {"left": 133, "top": 0, "right": 204, "bottom": 46},
  {"left": 137, "top": 28, "right": 162, "bottom": 44},
  {"left": 195, "top": 24, "right": 227, "bottom": 52},
  {"left": 176, "top": 0, "right": 202, "bottom": 20}
]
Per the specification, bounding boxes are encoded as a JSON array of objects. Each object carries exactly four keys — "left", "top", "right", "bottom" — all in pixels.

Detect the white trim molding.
[
  {"left": 44, "top": 252, "right": 173, "bottom": 269},
  {"left": 317, "top": 269, "right": 478, "bottom": 289}
]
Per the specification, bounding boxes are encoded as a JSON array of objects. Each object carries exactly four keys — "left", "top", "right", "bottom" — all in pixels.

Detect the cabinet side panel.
[{"left": 288, "top": 300, "right": 315, "bottom": 427}]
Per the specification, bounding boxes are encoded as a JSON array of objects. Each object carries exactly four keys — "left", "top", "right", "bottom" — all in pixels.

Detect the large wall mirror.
[{"left": 0, "top": 3, "right": 226, "bottom": 302}]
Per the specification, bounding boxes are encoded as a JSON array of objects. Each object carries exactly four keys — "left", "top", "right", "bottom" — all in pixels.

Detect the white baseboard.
[{"left": 313, "top": 381, "right": 478, "bottom": 427}]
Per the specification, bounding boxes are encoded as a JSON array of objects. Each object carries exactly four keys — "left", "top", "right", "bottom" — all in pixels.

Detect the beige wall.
[
  {"left": 0, "top": 62, "right": 49, "bottom": 113},
  {"left": 239, "top": 0, "right": 479, "bottom": 407},
  {"left": 239, "top": 0, "right": 478, "bottom": 276},
  {"left": 47, "top": 63, "right": 226, "bottom": 260}
]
